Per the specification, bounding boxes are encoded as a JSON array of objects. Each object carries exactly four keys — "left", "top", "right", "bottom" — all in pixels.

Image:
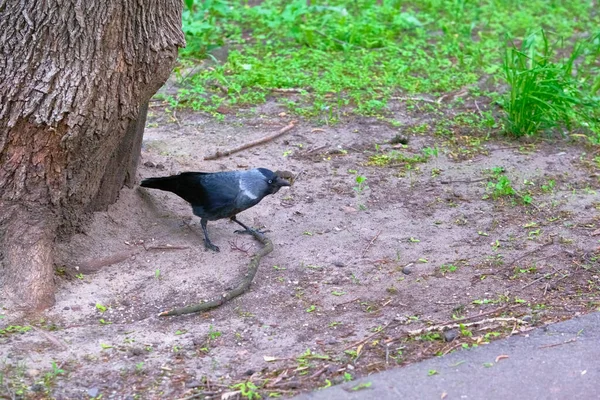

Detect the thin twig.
[
  {"left": 362, "top": 230, "right": 382, "bottom": 257},
  {"left": 159, "top": 230, "right": 273, "bottom": 316},
  {"left": 228, "top": 238, "right": 251, "bottom": 254},
  {"left": 309, "top": 365, "right": 329, "bottom": 380},
  {"left": 204, "top": 121, "right": 297, "bottom": 160},
  {"left": 390, "top": 96, "right": 437, "bottom": 103},
  {"left": 344, "top": 320, "right": 396, "bottom": 350},
  {"left": 31, "top": 326, "right": 69, "bottom": 351},
  {"left": 270, "top": 88, "right": 304, "bottom": 93},
  {"left": 474, "top": 100, "right": 483, "bottom": 117},
  {"left": 440, "top": 177, "right": 488, "bottom": 184},
  {"left": 442, "top": 305, "right": 511, "bottom": 325},
  {"left": 386, "top": 317, "right": 525, "bottom": 344},
  {"left": 506, "top": 239, "right": 554, "bottom": 268},
  {"left": 334, "top": 297, "right": 360, "bottom": 308},
  {"left": 521, "top": 273, "right": 553, "bottom": 290},
  {"left": 539, "top": 337, "right": 577, "bottom": 349},
  {"left": 306, "top": 145, "right": 328, "bottom": 154}
]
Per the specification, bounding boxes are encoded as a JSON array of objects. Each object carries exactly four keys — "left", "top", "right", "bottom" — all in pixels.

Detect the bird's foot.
[
  {"left": 234, "top": 227, "right": 269, "bottom": 236},
  {"left": 204, "top": 239, "right": 220, "bottom": 252}
]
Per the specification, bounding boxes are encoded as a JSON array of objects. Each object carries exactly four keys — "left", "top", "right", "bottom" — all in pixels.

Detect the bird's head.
[{"left": 257, "top": 168, "right": 291, "bottom": 194}]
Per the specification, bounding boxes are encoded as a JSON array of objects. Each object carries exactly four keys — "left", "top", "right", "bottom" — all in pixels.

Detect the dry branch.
[
  {"left": 362, "top": 230, "right": 382, "bottom": 257},
  {"left": 385, "top": 317, "right": 526, "bottom": 344},
  {"left": 204, "top": 121, "right": 297, "bottom": 160},
  {"left": 158, "top": 230, "right": 273, "bottom": 316}
]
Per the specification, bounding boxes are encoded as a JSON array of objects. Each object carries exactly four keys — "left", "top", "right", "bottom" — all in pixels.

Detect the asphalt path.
[{"left": 295, "top": 312, "right": 600, "bottom": 400}]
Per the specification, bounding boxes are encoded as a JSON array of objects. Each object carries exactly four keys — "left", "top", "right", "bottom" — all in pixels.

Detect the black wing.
[{"left": 141, "top": 171, "right": 242, "bottom": 219}]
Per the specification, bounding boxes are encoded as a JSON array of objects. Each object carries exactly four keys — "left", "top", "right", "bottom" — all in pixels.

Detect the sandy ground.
[{"left": 1, "top": 100, "right": 599, "bottom": 399}]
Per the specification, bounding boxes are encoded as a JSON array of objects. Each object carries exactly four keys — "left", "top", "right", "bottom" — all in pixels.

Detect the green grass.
[
  {"left": 172, "top": 0, "right": 599, "bottom": 138},
  {"left": 502, "top": 30, "right": 600, "bottom": 138}
]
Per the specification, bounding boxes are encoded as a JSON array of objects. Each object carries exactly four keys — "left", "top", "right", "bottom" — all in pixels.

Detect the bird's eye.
[{"left": 268, "top": 179, "right": 273, "bottom": 184}]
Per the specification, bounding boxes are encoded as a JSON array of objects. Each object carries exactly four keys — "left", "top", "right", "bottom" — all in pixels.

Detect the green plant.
[
  {"left": 0, "top": 325, "right": 31, "bottom": 335},
  {"left": 232, "top": 381, "right": 262, "bottom": 400},
  {"left": 208, "top": 325, "right": 222, "bottom": 341},
  {"left": 487, "top": 175, "right": 515, "bottom": 199},
  {"left": 502, "top": 30, "right": 599, "bottom": 138},
  {"left": 353, "top": 175, "right": 368, "bottom": 193},
  {"left": 439, "top": 264, "right": 458, "bottom": 274}
]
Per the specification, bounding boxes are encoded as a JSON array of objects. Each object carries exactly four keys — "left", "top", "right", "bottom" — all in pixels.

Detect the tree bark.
[{"left": 0, "top": 1, "right": 185, "bottom": 311}]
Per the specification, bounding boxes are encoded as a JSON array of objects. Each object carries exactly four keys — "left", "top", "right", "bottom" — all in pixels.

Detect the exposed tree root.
[{"left": 158, "top": 230, "right": 273, "bottom": 317}]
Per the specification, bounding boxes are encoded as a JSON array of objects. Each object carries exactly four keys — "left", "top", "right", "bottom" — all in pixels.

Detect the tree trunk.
[{"left": 0, "top": 1, "right": 185, "bottom": 312}]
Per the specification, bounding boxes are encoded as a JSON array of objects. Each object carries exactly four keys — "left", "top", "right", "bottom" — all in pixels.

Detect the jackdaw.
[{"left": 140, "top": 168, "right": 290, "bottom": 252}]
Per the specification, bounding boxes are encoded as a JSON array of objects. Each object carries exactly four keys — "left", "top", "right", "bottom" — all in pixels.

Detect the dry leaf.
[
  {"left": 356, "top": 343, "right": 364, "bottom": 356},
  {"left": 222, "top": 391, "right": 241, "bottom": 400}
]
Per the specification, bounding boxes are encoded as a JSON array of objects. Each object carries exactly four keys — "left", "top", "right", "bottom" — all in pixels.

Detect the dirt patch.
[{"left": 2, "top": 102, "right": 600, "bottom": 399}]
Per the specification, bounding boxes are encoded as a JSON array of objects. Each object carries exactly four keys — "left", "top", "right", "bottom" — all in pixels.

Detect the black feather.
[{"left": 140, "top": 168, "right": 290, "bottom": 252}]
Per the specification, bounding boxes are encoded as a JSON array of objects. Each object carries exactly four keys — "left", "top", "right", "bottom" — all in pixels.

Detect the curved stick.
[
  {"left": 203, "top": 121, "right": 297, "bottom": 160},
  {"left": 158, "top": 231, "right": 273, "bottom": 317}
]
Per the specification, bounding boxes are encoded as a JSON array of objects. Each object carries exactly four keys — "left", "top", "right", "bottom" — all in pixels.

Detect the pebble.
[
  {"left": 185, "top": 380, "right": 202, "bottom": 389},
  {"left": 444, "top": 330, "right": 458, "bottom": 342},
  {"left": 87, "top": 387, "right": 99, "bottom": 398},
  {"left": 30, "top": 383, "right": 44, "bottom": 392},
  {"left": 143, "top": 161, "right": 155, "bottom": 168},
  {"left": 333, "top": 260, "right": 346, "bottom": 268},
  {"left": 402, "top": 264, "right": 414, "bottom": 275},
  {"left": 522, "top": 315, "right": 532, "bottom": 323},
  {"left": 129, "top": 347, "right": 144, "bottom": 356}
]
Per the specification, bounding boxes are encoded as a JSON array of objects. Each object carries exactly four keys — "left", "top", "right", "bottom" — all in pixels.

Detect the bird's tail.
[{"left": 140, "top": 175, "right": 183, "bottom": 192}]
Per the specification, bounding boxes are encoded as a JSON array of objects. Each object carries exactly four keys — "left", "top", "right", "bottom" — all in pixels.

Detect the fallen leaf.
[
  {"left": 356, "top": 343, "right": 364, "bottom": 356},
  {"left": 222, "top": 391, "right": 241, "bottom": 400}
]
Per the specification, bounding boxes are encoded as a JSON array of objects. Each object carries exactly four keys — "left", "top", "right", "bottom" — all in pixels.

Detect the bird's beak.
[{"left": 276, "top": 176, "right": 291, "bottom": 187}]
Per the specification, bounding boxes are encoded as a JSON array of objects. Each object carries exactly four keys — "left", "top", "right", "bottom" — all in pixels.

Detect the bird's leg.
[
  {"left": 230, "top": 216, "right": 268, "bottom": 235},
  {"left": 201, "top": 218, "right": 220, "bottom": 252}
]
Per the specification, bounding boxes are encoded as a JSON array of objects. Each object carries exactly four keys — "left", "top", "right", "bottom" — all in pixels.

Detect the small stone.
[
  {"left": 87, "top": 387, "right": 99, "bottom": 398},
  {"left": 402, "top": 264, "right": 414, "bottom": 275},
  {"left": 143, "top": 161, "right": 155, "bottom": 168},
  {"left": 333, "top": 260, "right": 346, "bottom": 268},
  {"left": 63, "top": 306, "right": 70, "bottom": 310},
  {"left": 244, "top": 369, "right": 256, "bottom": 376},
  {"left": 325, "top": 338, "right": 340, "bottom": 345},
  {"left": 444, "top": 330, "right": 458, "bottom": 342},
  {"left": 185, "top": 380, "right": 202, "bottom": 389},
  {"left": 522, "top": 315, "right": 532, "bottom": 323},
  {"left": 30, "top": 383, "right": 44, "bottom": 392},
  {"left": 129, "top": 347, "right": 144, "bottom": 356},
  {"left": 156, "top": 163, "right": 165, "bottom": 170}
]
